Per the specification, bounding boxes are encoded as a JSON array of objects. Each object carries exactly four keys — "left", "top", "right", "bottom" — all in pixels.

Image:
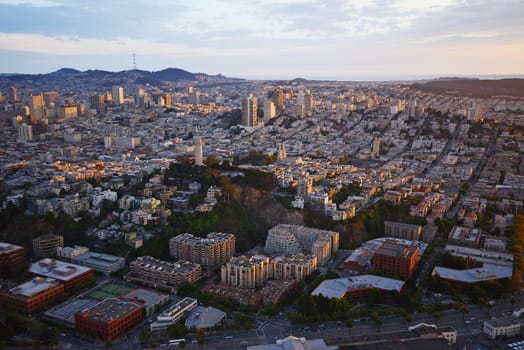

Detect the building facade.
[
  {"left": 169, "top": 232, "right": 235, "bottom": 268},
  {"left": 33, "top": 234, "right": 64, "bottom": 259},
  {"left": 0, "top": 277, "right": 64, "bottom": 315},
  {"left": 221, "top": 255, "right": 271, "bottom": 289},
  {"left": 29, "top": 258, "right": 95, "bottom": 293},
  {"left": 127, "top": 256, "right": 202, "bottom": 290},
  {"left": 384, "top": 221, "right": 423, "bottom": 241},
  {"left": 373, "top": 240, "right": 419, "bottom": 279},
  {"left": 75, "top": 298, "right": 143, "bottom": 340},
  {"left": 0, "top": 242, "right": 26, "bottom": 277},
  {"left": 271, "top": 254, "right": 317, "bottom": 281},
  {"left": 241, "top": 95, "right": 257, "bottom": 127},
  {"left": 265, "top": 225, "right": 339, "bottom": 265}
]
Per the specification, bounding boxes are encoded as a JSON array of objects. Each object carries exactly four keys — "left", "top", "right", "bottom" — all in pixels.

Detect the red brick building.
[
  {"left": 75, "top": 298, "right": 143, "bottom": 340},
  {"left": 0, "top": 242, "right": 26, "bottom": 277},
  {"left": 373, "top": 240, "right": 419, "bottom": 279},
  {"left": 0, "top": 277, "right": 64, "bottom": 315}
]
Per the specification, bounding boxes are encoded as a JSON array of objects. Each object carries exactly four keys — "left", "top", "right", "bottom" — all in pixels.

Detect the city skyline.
[{"left": 0, "top": 0, "right": 523, "bottom": 80}]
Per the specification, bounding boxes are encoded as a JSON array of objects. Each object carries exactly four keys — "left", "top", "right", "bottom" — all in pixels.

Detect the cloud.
[{"left": 0, "top": 0, "right": 61, "bottom": 7}]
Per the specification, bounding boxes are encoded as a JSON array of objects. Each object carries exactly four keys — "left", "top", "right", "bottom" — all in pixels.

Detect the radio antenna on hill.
[{"left": 132, "top": 52, "right": 137, "bottom": 70}]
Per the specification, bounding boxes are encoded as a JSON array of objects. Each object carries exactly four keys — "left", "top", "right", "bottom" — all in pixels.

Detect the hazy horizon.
[{"left": 0, "top": 0, "right": 523, "bottom": 79}]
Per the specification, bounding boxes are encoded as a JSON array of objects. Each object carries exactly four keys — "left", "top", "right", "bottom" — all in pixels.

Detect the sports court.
[{"left": 86, "top": 281, "right": 134, "bottom": 300}]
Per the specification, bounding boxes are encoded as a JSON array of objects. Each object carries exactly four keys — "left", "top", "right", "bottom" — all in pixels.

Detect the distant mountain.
[
  {"left": 150, "top": 68, "right": 196, "bottom": 81},
  {"left": 0, "top": 67, "right": 240, "bottom": 90},
  {"left": 411, "top": 78, "right": 524, "bottom": 98}
]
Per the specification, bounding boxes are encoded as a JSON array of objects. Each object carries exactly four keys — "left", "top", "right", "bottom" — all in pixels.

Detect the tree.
[
  {"left": 346, "top": 319, "right": 354, "bottom": 335},
  {"left": 510, "top": 296, "right": 516, "bottom": 311},
  {"left": 370, "top": 312, "right": 382, "bottom": 332},
  {"left": 197, "top": 329, "right": 205, "bottom": 350},
  {"left": 104, "top": 339, "right": 112, "bottom": 350},
  {"left": 179, "top": 341, "right": 186, "bottom": 349},
  {"left": 460, "top": 305, "right": 469, "bottom": 320},
  {"left": 432, "top": 311, "right": 441, "bottom": 325}
]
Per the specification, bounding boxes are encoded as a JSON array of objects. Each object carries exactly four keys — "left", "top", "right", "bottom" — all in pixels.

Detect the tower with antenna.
[{"left": 132, "top": 52, "right": 137, "bottom": 70}]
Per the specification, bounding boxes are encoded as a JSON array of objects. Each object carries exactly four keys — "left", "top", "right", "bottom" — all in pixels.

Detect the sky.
[{"left": 0, "top": 0, "right": 523, "bottom": 80}]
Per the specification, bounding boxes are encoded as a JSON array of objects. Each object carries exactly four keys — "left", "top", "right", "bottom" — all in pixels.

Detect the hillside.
[{"left": 411, "top": 78, "right": 524, "bottom": 98}]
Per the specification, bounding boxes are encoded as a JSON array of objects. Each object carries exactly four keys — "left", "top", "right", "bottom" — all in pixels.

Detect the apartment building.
[
  {"left": 169, "top": 232, "right": 235, "bottom": 268},
  {"left": 221, "top": 255, "right": 271, "bottom": 289},
  {"left": 126, "top": 256, "right": 202, "bottom": 290}
]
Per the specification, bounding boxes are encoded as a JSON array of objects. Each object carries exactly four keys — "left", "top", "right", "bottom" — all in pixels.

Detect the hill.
[
  {"left": 411, "top": 78, "right": 524, "bottom": 98},
  {"left": 0, "top": 67, "right": 240, "bottom": 91}
]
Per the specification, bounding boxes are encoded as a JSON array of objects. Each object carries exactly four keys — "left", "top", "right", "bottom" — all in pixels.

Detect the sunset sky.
[{"left": 0, "top": 0, "right": 523, "bottom": 80}]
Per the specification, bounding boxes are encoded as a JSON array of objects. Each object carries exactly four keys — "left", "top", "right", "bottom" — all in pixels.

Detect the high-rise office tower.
[
  {"left": 17, "top": 123, "right": 33, "bottom": 142},
  {"left": 241, "top": 94, "right": 257, "bottom": 127},
  {"left": 304, "top": 90, "right": 313, "bottom": 116},
  {"left": 89, "top": 94, "right": 105, "bottom": 115},
  {"left": 112, "top": 86, "right": 124, "bottom": 105},
  {"left": 188, "top": 87, "right": 200, "bottom": 106},
  {"left": 273, "top": 87, "right": 284, "bottom": 114},
  {"left": 10, "top": 86, "right": 18, "bottom": 102},
  {"left": 164, "top": 93, "right": 172, "bottom": 106},
  {"left": 195, "top": 136, "right": 203, "bottom": 166},
  {"left": 29, "top": 94, "right": 45, "bottom": 121},
  {"left": 263, "top": 99, "right": 276, "bottom": 120}
]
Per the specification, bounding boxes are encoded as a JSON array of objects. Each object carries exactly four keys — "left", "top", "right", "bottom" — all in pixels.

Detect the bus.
[{"left": 169, "top": 339, "right": 186, "bottom": 346}]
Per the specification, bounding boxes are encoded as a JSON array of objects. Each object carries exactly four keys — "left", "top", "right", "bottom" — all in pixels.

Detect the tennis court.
[{"left": 86, "top": 282, "right": 134, "bottom": 300}]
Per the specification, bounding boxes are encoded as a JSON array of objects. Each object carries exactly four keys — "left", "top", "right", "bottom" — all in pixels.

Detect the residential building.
[
  {"left": 169, "top": 232, "right": 235, "bottom": 268},
  {"left": 126, "top": 256, "right": 202, "bottom": 290},
  {"left": 265, "top": 225, "right": 339, "bottom": 265},
  {"left": 271, "top": 254, "right": 317, "bottom": 281},
  {"left": 75, "top": 298, "right": 143, "bottom": 340},
  {"left": 0, "top": 277, "right": 64, "bottom": 315},
  {"left": 384, "top": 221, "right": 423, "bottom": 241},
  {"left": 0, "top": 242, "right": 26, "bottom": 277},
  {"left": 89, "top": 94, "right": 105, "bottom": 114},
  {"left": 221, "top": 255, "right": 271, "bottom": 289},
  {"left": 373, "top": 240, "right": 419, "bottom": 279},
  {"left": 33, "top": 234, "right": 64, "bottom": 259}
]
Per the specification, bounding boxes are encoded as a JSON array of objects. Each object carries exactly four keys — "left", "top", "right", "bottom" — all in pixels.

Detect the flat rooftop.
[
  {"left": 375, "top": 240, "right": 418, "bottom": 258},
  {"left": 0, "top": 242, "right": 24, "bottom": 253},
  {"left": 120, "top": 288, "right": 168, "bottom": 307},
  {"left": 449, "top": 225, "right": 481, "bottom": 242},
  {"left": 432, "top": 263, "right": 513, "bottom": 283},
  {"left": 73, "top": 252, "right": 125, "bottom": 267},
  {"left": 45, "top": 297, "right": 99, "bottom": 326},
  {"left": 444, "top": 244, "right": 513, "bottom": 266},
  {"left": 131, "top": 256, "right": 200, "bottom": 273},
  {"left": 185, "top": 305, "right": 226, "bottom": 330},
  {"left": 484, "top": 316, "right": 522, "bottom": 328},
  {"left": 79, "top": 298, "right": 141, "bottom": 323},
  {"left": 311, "top": 275, "right": 405, "bottom": 299},
  {"left": 10, "top": 277, "right": 60, "bottom": 298},
  {"left": 30, "top": 258, "right": 93, "bottom": 282}
]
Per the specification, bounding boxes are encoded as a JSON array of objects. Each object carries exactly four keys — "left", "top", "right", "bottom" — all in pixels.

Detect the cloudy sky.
[{"left": 0, "top": 0, "right": 522, "bottom": 79}]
